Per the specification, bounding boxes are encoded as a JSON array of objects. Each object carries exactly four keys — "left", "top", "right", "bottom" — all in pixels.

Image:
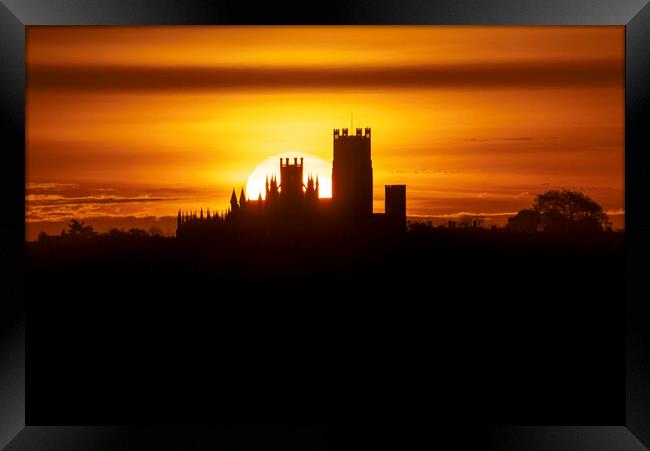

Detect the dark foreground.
[{"left": 25, "top": 226, "right": 624, "bottom": 447}]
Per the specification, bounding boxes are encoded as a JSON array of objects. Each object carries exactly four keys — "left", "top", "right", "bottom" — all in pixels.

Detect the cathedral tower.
[
  {"left": 332, "top": 127, "right": 373, "bottom": 217},
  {"left": 279, "top": 157, "right": 304, "bottom": 202}
]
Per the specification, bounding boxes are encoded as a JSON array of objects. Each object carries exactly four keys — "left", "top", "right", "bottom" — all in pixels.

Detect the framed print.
[{"left": 1, "top": 0, "right": 649, "bottom": 449}]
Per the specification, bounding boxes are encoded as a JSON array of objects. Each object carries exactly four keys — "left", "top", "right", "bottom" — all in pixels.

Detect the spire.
[
  {"left": 200, "top": 208, "right": 203, "bottom": 219},
  {"left": 239, "top": 187, "right": 246, "bottom": 207},
  {"left": 230, "top": 188, "right": 239, "bottom": 211}
]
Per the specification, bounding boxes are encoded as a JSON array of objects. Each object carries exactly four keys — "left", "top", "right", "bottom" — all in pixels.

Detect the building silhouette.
[
  {"left": 385, "top": 185, "right": 407, "bottom": 230},
  {"left": 177, "top": 127, "right": 405, "bottom": 237},
  {"left": 332, "top": 127, "right": 373, "bottom": 218}
]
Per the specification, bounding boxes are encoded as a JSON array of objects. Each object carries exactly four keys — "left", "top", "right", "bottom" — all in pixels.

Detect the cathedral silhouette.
[{"left": 176, "top": 127, "right": 406, "bottom": 238}]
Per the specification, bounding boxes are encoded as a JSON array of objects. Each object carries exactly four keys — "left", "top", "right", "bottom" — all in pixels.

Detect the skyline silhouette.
[
  {"left": 26, "top": 26, "right": 624, "bottom": 240},
  {"left": 176, "top": 127, "right": 408, "bottom": 239}
]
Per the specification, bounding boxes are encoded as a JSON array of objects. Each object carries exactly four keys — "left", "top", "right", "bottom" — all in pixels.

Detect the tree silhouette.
[
  {"left": 457, "top": 215, "right": 483, "bottom": 228},
  {"left": 148, "top": 225, "right": 163, "bottom": 237},
  {"left": 532, "top": 189, "right": 611, "bottom": 232},
  {"left": 128, "top": 228, "right": 149, "bottom": 238},
  {"left": 507, "top": 209, "right": 541, "bottom": 232},
  {"left": 107, "top": 227, "right": 125, "bottom": 238},
  {"left": 65, "top": 219, "right": 96, "bottom": 238}
]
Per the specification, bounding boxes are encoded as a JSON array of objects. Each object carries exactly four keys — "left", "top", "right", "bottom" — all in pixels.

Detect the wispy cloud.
[
  {"left": 460, "top": 137, "right": 534, "bottom": 143},
  {"left": 409, "top": 211, "right": 519, "bottom": 219},
  {"left": 389, "top": 169, "right": 462, "bottom": 174},
  {"left": 25, "top": 183, "right": 199, "bottom": 223},
  {"left": 26, "top": 182, "right": 78, "bottom": 189},
  {"left": 26, "top": 194, "right": 180, "bottom": 206}
]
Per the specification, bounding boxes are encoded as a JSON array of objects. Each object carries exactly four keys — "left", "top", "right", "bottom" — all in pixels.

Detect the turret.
[
  {"left": 267, "top": 175, "right": 280, "bottom": 205},
  {"left": 239, "top": 188, "right": 246, "bottom": 208},
  {"left": 305, "top": 174, "right": 320, "bottom": 209},
  {"left": 230, "top": 188, "right": 239, "bottom": 212},
  {"left": 385, "top": 184, "right": 406, "bottom": 231},
  {"left": 279, "top": 155, "right": 304, "bottom": 201}
]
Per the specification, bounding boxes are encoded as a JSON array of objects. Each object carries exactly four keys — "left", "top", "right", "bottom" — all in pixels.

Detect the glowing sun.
[{"left": 245, "top": 152, "right": 332, "bottom": 200}]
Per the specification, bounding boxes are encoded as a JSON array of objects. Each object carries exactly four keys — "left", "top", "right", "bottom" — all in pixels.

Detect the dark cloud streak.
[{"left": 28, "top": 60, "right": 622, "bottom": 92}]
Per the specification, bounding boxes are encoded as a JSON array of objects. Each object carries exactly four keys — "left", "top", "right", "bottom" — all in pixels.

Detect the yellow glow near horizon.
[{"left": 245, "top": 152, "right": 332, "bottom": 200}]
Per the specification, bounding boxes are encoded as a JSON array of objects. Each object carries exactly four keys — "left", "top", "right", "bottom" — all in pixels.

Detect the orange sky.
[{"left": 26, "top": 26, "right": 625, "bottom": 238}]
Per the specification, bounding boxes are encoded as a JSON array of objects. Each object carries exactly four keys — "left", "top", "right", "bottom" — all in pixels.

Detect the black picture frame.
[{"left": 1, "top": 0, "right": 649, "bottom": 449}]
